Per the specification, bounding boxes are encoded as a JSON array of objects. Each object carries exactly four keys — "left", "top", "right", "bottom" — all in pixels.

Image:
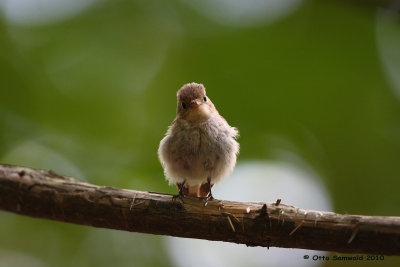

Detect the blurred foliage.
[{"left": 1, "top": 0, "right": 400, "bottom": 266}]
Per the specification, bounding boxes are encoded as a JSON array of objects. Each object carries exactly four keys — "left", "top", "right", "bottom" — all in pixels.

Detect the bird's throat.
[{"left": 184, "top": 104, "right": 212, "bottom": 124}]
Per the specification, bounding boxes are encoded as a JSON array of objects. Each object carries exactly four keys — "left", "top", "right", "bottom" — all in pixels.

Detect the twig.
[{"left": 1, "top": 164, "right": 400, "bottom": 255}]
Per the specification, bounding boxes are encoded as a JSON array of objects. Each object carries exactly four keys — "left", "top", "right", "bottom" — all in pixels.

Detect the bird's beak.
[{"left": 190, "top": 99, "right": 202, "bottom": 108}]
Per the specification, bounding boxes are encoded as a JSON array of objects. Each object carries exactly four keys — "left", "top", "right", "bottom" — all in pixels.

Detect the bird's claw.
[
  {"left": 172, "top": 181, "right": 186, "bottom": 202},
  {"left": 203, "top": 193, "right": 214, "bottom": 206},
  {"left": 172, "top": 192, "right": 184, "bottom": 202}
]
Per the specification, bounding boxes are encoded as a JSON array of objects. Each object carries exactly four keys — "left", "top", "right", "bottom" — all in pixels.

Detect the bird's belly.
[{"left": 164, "top": 133, "right": 237, "bottom": 186}]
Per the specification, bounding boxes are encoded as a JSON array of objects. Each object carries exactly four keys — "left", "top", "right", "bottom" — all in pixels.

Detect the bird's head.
[{"left": 176, "top": 82, "right": 217, "bottom": 124}]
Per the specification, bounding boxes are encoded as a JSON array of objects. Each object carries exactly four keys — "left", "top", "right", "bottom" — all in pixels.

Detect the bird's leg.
[
  {"left": 206, "top": 178, "right": 214, "bottom": 200},
  {"left": 178, "top": 181, "right": 186, "bottom": 197},
  {"left": 173, "top": 181, "right": 186, "bottom": 201},
  {"left": 204, "top": 177, "right": 214, "bottom": 206}
]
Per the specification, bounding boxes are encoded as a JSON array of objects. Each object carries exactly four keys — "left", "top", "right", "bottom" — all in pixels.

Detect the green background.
[{"left": 1, "top": 0, "right": 399, "bottom": 266}]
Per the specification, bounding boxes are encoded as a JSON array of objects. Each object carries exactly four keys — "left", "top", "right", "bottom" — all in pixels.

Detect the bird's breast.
[
  {"left": 159, "top": 117, "right": 239, "bottom": 185},
  {"left": 168, "top": 120, "right": 236, "bottom": 167}
]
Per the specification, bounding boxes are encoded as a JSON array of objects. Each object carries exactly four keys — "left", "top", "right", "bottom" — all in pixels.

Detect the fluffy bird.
[{"left": 158, "top": 82, "right": 239, "bottom": 199}]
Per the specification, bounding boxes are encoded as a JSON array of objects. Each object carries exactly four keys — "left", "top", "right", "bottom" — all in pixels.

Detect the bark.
[{"left": 0, "top": 164, "right": 399, "bottom": 255}]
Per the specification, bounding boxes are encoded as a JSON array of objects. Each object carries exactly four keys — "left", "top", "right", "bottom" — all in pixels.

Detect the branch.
[{"left": 0, "top": 164, "right": 399, "bottom": 255}]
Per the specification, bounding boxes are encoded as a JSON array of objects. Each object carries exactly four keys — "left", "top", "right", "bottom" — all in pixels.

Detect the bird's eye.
[
  {"left": 203, "top": 96, "right": 207, "bottom": 102},
  {"left": 181, "top": 102, "right": 187, "bottom": 109}
]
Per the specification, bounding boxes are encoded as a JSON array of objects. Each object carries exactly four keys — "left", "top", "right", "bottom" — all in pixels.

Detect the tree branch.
[{"left": 0, "top": 164, "right": 399, "bottom": 255}]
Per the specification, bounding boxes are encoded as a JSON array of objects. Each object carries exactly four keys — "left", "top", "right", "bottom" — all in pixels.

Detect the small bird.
[{"left": 158, "top": 82, "right": 239, "bottom": 199}]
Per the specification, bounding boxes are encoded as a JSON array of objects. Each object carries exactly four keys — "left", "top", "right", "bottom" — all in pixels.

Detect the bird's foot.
[
  {"left": 172, "top": 193, "right": 183, "bottom": 202},
  {"left": 203, "top": 193, "right": 214, "bottom": 206},
  {"left": 203, "top": 178, "right": 214, "bottom": 206},
  {"left": 172, "top": 182, "right": 186, "bottom": 202},
  {"left": 172, "top": 187, "right": 186, "bottom": 201}
]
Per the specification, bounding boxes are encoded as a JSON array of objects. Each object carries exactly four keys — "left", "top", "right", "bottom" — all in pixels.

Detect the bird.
[{"left": 158, "top": 82, "right": 239, "bottom": 200}]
